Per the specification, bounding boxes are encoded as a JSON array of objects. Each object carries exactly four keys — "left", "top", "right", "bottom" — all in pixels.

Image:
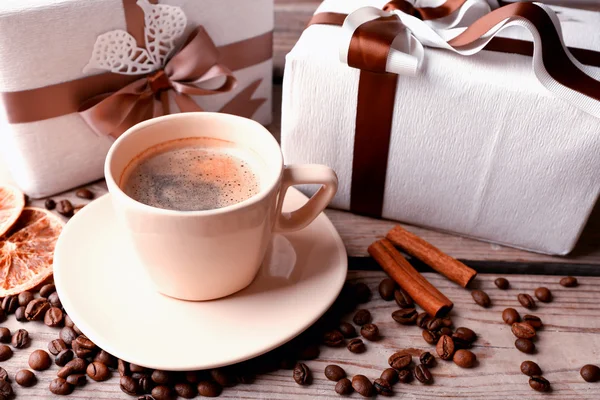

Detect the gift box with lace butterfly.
[
  {"left": 0, "top": 0, "right": 273, "bottom": 198},
  {"left": 281, "top": 0, "right": 600, "bottom": 255}
]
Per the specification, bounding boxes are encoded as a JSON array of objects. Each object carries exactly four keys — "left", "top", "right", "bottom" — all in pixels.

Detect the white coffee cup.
[{"left": 105, "top": 112, "right": 338, "bottom": 301}]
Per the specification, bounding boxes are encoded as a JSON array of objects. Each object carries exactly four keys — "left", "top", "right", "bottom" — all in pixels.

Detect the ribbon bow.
[{"left": 79, "top": 27, "right": 237, "bottom": 138}]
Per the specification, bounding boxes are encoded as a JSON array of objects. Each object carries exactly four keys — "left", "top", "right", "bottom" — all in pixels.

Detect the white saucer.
[{"left": 53, "top": 188, "right": 347, "bottom": 371}]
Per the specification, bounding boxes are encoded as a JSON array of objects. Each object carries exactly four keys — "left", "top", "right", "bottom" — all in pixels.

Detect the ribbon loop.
[{"left": 147, "top": 69, "right": 171, "bottom": 93}]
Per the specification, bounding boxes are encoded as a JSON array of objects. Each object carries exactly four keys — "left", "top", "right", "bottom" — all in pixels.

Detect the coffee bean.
[
  {"left": 39, "top": 283, "right": 56, "bottom": 298},
  {"left": 0, "top": 380, "right": 12, "bottom": 398},
  {"left": 436, "top": 335, "right": 455, "bottom": 360},
  {"left": 175, "top": 382, "right": 197, "bottom": 398},
  {"left": 63, "top": 315, "right": 74, "bottom": 328},
  {"left": 152, "top": 370, "right": 172, "bottom": 385},
  {"left": 534, "top": 287, "right": 552, "bottom": 303},
  {"left": 118, "top": 360, "right": 130, "bottom": 377},
  {"left": 419, "top": 352, "right": 435, "bottom": 367},
  {"left": 49, "top": 377, "right": 73, "bottom": 395},
  {"left": 347, "top": 338, "right": 366, "bottom": 354},
  {"left": 414, "top": 364, "right": 433, "bottom": 384},
  {"left": 374, "top": 378, "right": 393, "bottom": 396},
  {"left": 521, "top": 361, "right": 542, "bottom": 376},
  {"left": 529, "top": 376, "right": 550, "bottom": 392},
  {"left": 0, "top": 345, "right": 11, "bottom": 361},
  {"left": 339, "top": 322, "right": 357, "bottom": 338},
  {"left": 138, "top": 395, "right": 154, "bottom": 400},
  {"left": 361, "top": 323, "right": 379, "bottom": 341},
  {"left": 441, "top": 317, "right": 453, "bottom": 327},
  {"left": 11, "top": 329, "right": 29, "bottom": 349},
  {"left": 323, "top": 330, "right": 344, "bottom": 347},
  {"left": 48, "top": 292, "right": 62, "bottom": 308},
  {"left": 45, "top": 198, "right": 57, "bottom": 210},
  {"left": 130, "top": 363, "right": 148, "bottom": 374},
  {"left": 454, "top": 327, "right": 477, "bottom": 343},
  {"left": 560, "top": 276, "right": 578, "bottom": 287},
  {"left": 66, "top": 374, "right": 86, "bottom": 386},
  {"left": 73, "top": 334, "right": 96, "bottom": 358},
  {"left": 15, "top": 306, "right": 26, "bottom": 322},
  {"left": 352, "top": 375, "right": 373, "bottom": 397},
  {"left": 354, "top": 283, "right": 372, "bottom": 303},
  {"left": 57, "top": 200, "right": 74, "bottom": 217},
  {"left": 44, "top": 307, "right": 64, "bottom": 327},
  {"left": 131, "top": 372, "right": 148, "bottom": 380},
  {"left": 197, "top": 380, "right": 222, "bottom": 397},
  {"left": 515, "top": 338, "right": 535, "bottom": 354},
  {"left": 324, "top": 365, "right": 346, "bottom": 381},
  {"left": 0, "top": 328, "right": 9, "bottom": 344},
  {"left": 353, "top": 309, "right": 372, "bottom": 325},
  {"left": 518, "top": 293, "right": 536, "bottom": 309},
  {"left": 55, "top": 349, "right": 74, "bottom": 366},
  {"left": 94, "top": 350, "right": 117, "bottom": 369},
  {"left": 29, "top": 349, "right": 51, "bottom": 370},
  {"left": 502, "top": 308, "right": 520, "bottom": 325},
  {"left": 380, "top": 368, "right": 398, "bottom": 385},
  {"left": 59, "top": 327, "right": 77, "bottom": 347},
  {"left": 0, "top": 367, "right": 7, "bottom": 382},
  {"left": 422, "top": 330, "right": 439, "bottom": 345},
  {"left": 1, "top": 296, "right": 18, "bottom": 314},
  {"left": 138, "top": 375, "right": 154, "bottom": 393},
  {"left": 512, "top": 322, "right": 536, "bottom": 339},
  {"left": 67, "top": 358, "right": 87, "bottom": 373},
  {"left": 279, "top": 358, "right": 297, "bottom": 371},
  {"left": 388, "top": 351, "right": 412, "bottom": 370},
  {"left": 76, "top": 188, "right": 94, "bottom": 200},
  {"left": 397, "top": 369, "right": 413, "bottom": 383},
  {"left": 523, "top": 314, "right": 543, "bottom": 330},
  {"left": 120, "top": 376, "right": 140, "bottom": 396},
  {"left": 471, "top": 290, "right": 491, "bottom": 307},
  {"left": 86, "top": 361, "right": 111, "bottom": 381},
  {"left": 379, "top": 278, "right": 397, "bottom": 300},
  {"left": 494, "top": 277, "right": 509, "bottom": 289},
  {"left": 48, "top": 339, "right": 66, "bottom": 356},
  {"left": 335, "top": 378, "right": 353, "bottom": 395},
  {"left": 293, "top": 363, "right": 311, "bottom": 385},
  {"left": 183, "top": 371, "right": 199, "bottom": 384},
  {"left": 416, "top": 313, "right": 432, "bottom": 329},
  {"left": 210, "top": 368, "right": 235, "bottom": 387},
  {"left": 152, "top": 385, "right": 174, "bottom": 400},
  {"left": 394, "top": 288, "right": 414, "bottom": 309},
  {"left": 580, "top": 364, "right": 600, "bottom": 382},
  {"left": 453, "top": 349, "right": 476, "bottom": 368},
  {"left": 392, "top": 308, "right": 418, "bottom": 325},
  {"left": 18, "top": 291, "right": 34, "bottom": 307},
  {"left": 15, "top": 369, "right": 36, "bottom": 387},
  {"left": 425, "top": 318, "right": 442, "bottom": 332}
]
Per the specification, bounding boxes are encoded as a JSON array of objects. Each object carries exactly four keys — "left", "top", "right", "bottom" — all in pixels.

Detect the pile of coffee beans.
[{"left": 44, "top": 188, "right": 94, "bottom": 218}]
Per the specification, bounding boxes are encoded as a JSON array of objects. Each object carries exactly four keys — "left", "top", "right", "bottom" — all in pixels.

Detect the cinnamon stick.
[
  {"left": 386, "top": 225, "right": 477, "bottom": 288},
  {"left": 368, "top": 239, "right": 453, "bottom": 317}
]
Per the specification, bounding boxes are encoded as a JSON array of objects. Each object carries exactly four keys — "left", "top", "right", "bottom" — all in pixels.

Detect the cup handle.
[{"left": 274, "top": 164, "right": 338, "bottom": 233}]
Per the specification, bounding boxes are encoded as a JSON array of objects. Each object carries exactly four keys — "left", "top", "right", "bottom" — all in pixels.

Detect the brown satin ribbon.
[{"left": 384, "top": 0, "right": 467, "bottom": 20}]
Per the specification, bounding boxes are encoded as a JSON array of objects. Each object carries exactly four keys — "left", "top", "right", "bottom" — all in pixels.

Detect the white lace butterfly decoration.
[{"left": 83, "top": 0, "right": 187, "bottom": 75}]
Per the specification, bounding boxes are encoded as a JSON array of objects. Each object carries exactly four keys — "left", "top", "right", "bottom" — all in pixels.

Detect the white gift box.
[
  {"left": 281, "top": 0, "right": 600, "bottom": 255},
  {"left": 0, "top": 0, "right": 273, "bottom": 198}
]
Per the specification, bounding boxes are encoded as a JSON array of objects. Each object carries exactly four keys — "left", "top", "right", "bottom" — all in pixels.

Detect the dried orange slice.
[
  {"left": 0, "top": 208, "right": 64, "bottom": 296},
  {"left": 0, "top": 184, "right": 25, "bottom": 238}
]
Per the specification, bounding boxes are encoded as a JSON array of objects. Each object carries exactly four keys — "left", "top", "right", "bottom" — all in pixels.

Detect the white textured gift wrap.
[
  {"left": 0, "top": 0, "right": 273, "bottom": 198},
  {"left": 281, "top": 0, "right": 600, "bottom": 255}
]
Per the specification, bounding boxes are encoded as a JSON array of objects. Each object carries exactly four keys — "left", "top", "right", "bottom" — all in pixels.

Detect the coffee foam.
[{"left": 121, "top": 137, "right": 262, "bottom": 211}]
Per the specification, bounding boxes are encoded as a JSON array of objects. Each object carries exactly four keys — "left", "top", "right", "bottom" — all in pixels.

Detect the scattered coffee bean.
[
  {"left": 388, "top": 351, "right": 412, "bottom": 370},
  {"left": 353, "top": 309, "right": 372, "bottom": 325},
  {"left": 48, "top": 292, "right": 62, "bottom": 308},
  {"left": 427, "top": 318, "right": 444, "bottom": 332},
  {"left": 15, "top": 306, "right": 26, "bottom": 322},
  {"left": 454, "top": 327, "right": 477, "bottom": 343},
  {"left": 422, "top": 330, "right": 439, "bottom": 345},
  {"left": 0, "top": 367, "right": 7, "bottom": 381},
  {"left": 48, "top": 339, "right": 67, "bottom": 355},
  {"left": 380, "top": 368, "right": 398, "bottom": 385},
  {"left": 324, "top": 365, "right": 346, "bottom": 381},
  {"left": 120, "top": 376, "right": 140, "bottom": 396},
  {"left": 354, "top": 282, "right": 372, "bottom": 304},
  {"left": 419, "top": 352, "right": 435, "bottom": 367},
  {"left": 0, "top": 380, "right": 12, "bottom": 398},
  {"left": 15, "top": 369, "right": 36, "bottom": 387},
  {"left": 152, "top": 370, "right": 173, "bottom": 385},
  {"left": 471, "top": 290, "right": 491, "bottom": 307},
  {"left": 152, "top": 385, "right": 174, "bottom": 400},
  {"left": 11, "top": 329, "right": 29, "bottom": 349},
  {"left": 129, "top": 363, "right": 148, "bottom": 374},
  {"left": 361, "top": 323, "right": 379, "bottom": 341},
  {"left": 453, "top": 349, "right": 476, "bottom": 368},
  {"left": 23, "top": 297, "right": 48, "bottom": 321},
  {"left": 580, "top": 364, "right": 600, "bottom": 382},
  {"left": 57, "top": 200, "right": 74, "bottom": 217},
  {"left": 374, "top": 378, "right": 393, "bottom": 396},
  {"left": 392, "top": 308, "right": 418, "bottom": 325},
  {"left": 502, "top": 308, "right": 521, "bottom": 325},
  {"left": 66, "top": 358, "right": 87, "bottom": 373},
  {"left": 93, "top": 350, "right": 117, "bottom": 368},
  {"left": 518, "top": 293, "right": 536, "bottom": 309},
  {"left": 414, "top": 364, "right": 433, "bottom": 384},
  {"left": 55, "top": 349, "right": 74, "bottom": 367},
  {"left": 18, "top": 291, "right": 34, "bottom": 307},
  {"left": 378, "top": 278, "right": 397, "bottom": 300},
  {"left": 44, "top": 307, "right": 64, "bottom": 327},
  {"left": 138, "top": 375, "right": 154, "bottom": 393},
  {"left": 72, "top": 335, "right": 96, "bottom": 358},
  {"left": 323, "top": 330, "right": 345, "bottom": 347},
  {"left": 45, "top": 198, "right": 57, "bottom": 210},
  {"left": 347, "top": 338, "right": 366, "bottom": 354},
  {"left": 529, "top": 376, "right": 550, "bottom": 392},
  {"left": 512, "top": 322, "right": 536, "bottom": 339},
  {"left": 394, "top": 288, "right": 414, "bottom": 309},
  {"left": 521, "top": 361, "right": 542, "bottom": 376},
  {"left": 522, "top": 314, "right": 543, "bottom": 330},
  {"left": 560, "top": 276, "right": 578, "bottom": 287},
  {"left": 87, "top": 361, "right": 111, "bottom": 381},
  {"left": 293, "top": 363, "right": 311, "bottom": 385},
  {"left": 0, "top": 328, "right": 9, "bottom": 344},
  {"left": 39, "top": 283, "right": 56, "bottom": 298},
  {"left": 0, "top": 345, "right": 11, "bottom": 361},
  {"left": 397, "top": 369, "right": 413, "bottom": 383},
  {"left": 197, "top": 380, "right": 223, "bottom": 397},
  {"left": 49, "top": 377, "right": 73, "bottom": 395},
  {"left": 494, "top": 277, "right": 509, "bottom": 290},
  {"left": 64, "top": 315, "right": 74, "bottom": 328},
  {"left": 118, "top": 360, "right": 130, "bottom": 377},
  {"left": 210, "top": 368, "right": 235, "bottom": 387},
  {"left": 515, "top": 338, "right": 536, "bottom": 354},
  {"left": 29, "top": 349, "right": 51, "bottom": 370},
  {"left": 175, "top": 382, "right": 197, "bottom": 398},
  {"left": 439, "top": 327, "right": 453, "bottom": 337},
  {"left": 335, "top": 378, "right": 353, "bottom": 395},
  {"left": 436, "top": 335, "right": 455, "bottom": 360},
  {"left": 352, "top": 375, "right": 373, "bottom": 397},
  {"left": 339, "top": 322, "right": 357, "bottom": 338},
  {"left": 185, "top": 372, "right": 200, "bottom": 384},
  {"left": 1, "top": 296, "right": 17, "bottom": 315},
  {"left": 416, "top": 313, "right": 431, "bottom": 329},
  {"left": 66, "top": 374, "right": 86, "bottom": 386},
  {"left": 76, "top": 188, "right": 94, "bottom": 200},
  {"left": 534, "top": 287, "right": 552, "bottom": 303},
  {"left": 297, "top": 343, "right": 319, "bottom": 361}
]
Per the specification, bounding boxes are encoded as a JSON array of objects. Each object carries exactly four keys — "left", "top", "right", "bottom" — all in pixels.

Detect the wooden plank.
[{"left": 2, "top": 271, "right": 599, "bottom": 399}]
